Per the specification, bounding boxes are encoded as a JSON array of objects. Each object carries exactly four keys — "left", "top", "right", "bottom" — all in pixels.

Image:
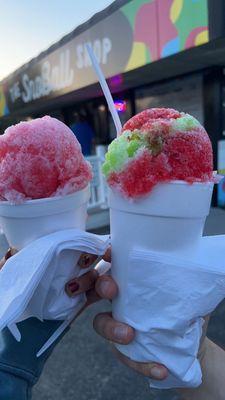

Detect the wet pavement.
[{"left": 21, "top": 207, "right": 225, "bottom": 399}]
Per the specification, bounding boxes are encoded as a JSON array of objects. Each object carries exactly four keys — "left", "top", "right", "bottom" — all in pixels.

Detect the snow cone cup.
[
  {"left": 109, "top": 180, "right": 214, "bottom": 388},
  {"left": 101, "top": 107, "right": 215, "bottom": 387},
  {"left": 110, "top": 180, "right": 213, "bottom": 323},
  {"left": 0, "top": 186, "right": 90, "bottom": 249},
  {"left": 109, "top": 181, "right": 213, "bottom": 310},
  {"left": 0, "top": 116, "right": 95, "bottom": 353},
  {"left": 0, "top": 116, "right": 93, "bottom": 249}
]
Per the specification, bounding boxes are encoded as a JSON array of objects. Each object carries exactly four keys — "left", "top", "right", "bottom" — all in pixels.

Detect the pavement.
[{"left": 7, "top": 207, "right": 225, "bottom": 400}]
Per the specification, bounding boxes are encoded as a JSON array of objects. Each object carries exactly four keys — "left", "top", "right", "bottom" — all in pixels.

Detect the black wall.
[
  {"left": 208, "top": 0, "right": 225, "bottom": 40},
  {"left": 203, "top": 67, "right": 223, "bottom": 205}
]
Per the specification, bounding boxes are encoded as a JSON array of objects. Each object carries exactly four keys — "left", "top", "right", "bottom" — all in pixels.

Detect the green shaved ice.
[
  {"left": 127, "top": 140, "right": 141, "bottom": 157},
  {"left": 102, "top": 137, "right": 129, "bottom": 176},
  {"left": 105, "top": 152, "right": 111, "bottom": 162},
  {"left": 102, "top": 161, "right": 111, "bottom": 176},
  {"left": 109, "top": 142, "right": 128, "bottom": 169},
  {"left": 102, "top": 131, "right": 144, "bottom": 176},
  {"left": 171, "top": 114, "right": 201, "bottom": 132}
]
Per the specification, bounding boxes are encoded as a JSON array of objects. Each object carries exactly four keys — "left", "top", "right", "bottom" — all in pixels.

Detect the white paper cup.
[
  {"left": 109, "top": 180, "right": 214, "bottom": 348},
  {"left": 0, "top": 186, "right": 90, "bottom": 249}
]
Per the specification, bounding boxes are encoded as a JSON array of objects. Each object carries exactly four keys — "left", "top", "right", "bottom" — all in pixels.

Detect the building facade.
[{"left": 0, "top": 0, "right": 225, "bottom": 205}]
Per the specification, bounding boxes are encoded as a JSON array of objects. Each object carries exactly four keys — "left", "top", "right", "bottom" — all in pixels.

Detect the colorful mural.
[
  {"left": 0, "top": 86, "right": 9, "bottom": 117},
  {"left": 122, "top": 0, "right": 209, "bottom": 72}
]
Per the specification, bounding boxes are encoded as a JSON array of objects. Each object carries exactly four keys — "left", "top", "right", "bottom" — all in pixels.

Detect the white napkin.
[
  {"left": 115, "top": 235, "right": 225, "bottom": 389},
  {"left": 0, "top": 229, "right": 109, "bottom": 355}
]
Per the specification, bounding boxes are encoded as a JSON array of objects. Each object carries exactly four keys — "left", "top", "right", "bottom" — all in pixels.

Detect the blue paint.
[
  {"left": 161, "top": 37, "right": 180, "bottom": 57},
  {"left": 218, "top": 176, "right": 225, "bottom": 207},
  {"left": 4, "top": 104, "right": 9, "bottom": 116}
]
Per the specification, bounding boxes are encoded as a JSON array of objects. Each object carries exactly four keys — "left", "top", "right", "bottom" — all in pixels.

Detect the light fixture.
[
  {"left": 99, "top": 104, "right": 106, "bottom": 112},
  {"left": 114, "top": 100, "right": 127, "bottom": 113}
]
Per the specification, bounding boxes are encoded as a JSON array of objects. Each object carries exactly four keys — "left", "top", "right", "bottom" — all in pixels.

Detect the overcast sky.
[{"left": 0, "top": 0, "right": 113, "bottom": 80}]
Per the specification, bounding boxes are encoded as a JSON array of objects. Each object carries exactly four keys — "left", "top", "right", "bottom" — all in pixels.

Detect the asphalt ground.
[{"left": 1, "top": 208, "right": 224, "bottom": 400}]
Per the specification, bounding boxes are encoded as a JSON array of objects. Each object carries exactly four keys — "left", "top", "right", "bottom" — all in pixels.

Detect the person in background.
[{"left": 70, "top": 112, "right": 94, "bottom": 156}]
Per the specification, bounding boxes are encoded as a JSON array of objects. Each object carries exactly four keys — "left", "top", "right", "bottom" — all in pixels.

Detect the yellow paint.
[
  {"left": 170, "top": 0, "right": 183, "bottom": 23},
  {"left": 195, "top": 30, "right": 209, "bottom": 46},
  {"left": 125, "top": 42, "right": 147, "bottom": 72},
  {"left": 0, "top": 86, "right": 7, "bottom": 117}
]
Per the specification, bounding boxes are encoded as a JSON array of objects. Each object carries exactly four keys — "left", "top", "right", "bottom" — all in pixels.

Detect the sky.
[{"left": 0, "top": 0, "right": 113, "bottom": 81}]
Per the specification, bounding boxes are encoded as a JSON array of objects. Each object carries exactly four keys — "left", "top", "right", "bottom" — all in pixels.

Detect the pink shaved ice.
[{"left": 0, "top": 116, "right": 92, "bottom": 204}]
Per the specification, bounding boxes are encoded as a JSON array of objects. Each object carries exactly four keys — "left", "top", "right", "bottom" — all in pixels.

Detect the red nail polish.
[
  {"left": 78, "top": 254, "right": 92, "bottom": 268},
  {"left": 84, "top": 255, "right": 91, "bottom": 266},
  {"left": 67, "top": 281, "right": 79, "bottom": 293},
  {"left": 5, "top": 248, "right": 12, "bottom": 260}
]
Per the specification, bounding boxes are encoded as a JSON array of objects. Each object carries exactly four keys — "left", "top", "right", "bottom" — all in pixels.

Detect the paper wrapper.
[
  {"left": 0, "top": 229, "right": 109, "bottom": 355},
  {"left": 0, "top": 187, "right": 92, "bottom": 319},
  {"left": 109, "top": 181, "right": 219, "bottom": 389},
  {"left": 116, "top": 241, "right": 225, "bottom": 388},
  {"left": 0, "top": 186, "right": 110, "bottom": 355}
]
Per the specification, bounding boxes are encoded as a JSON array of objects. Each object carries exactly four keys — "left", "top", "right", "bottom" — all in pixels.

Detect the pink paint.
[
  {"left": 185, "top": 26, "right": 207, "bottom": 49},
  {"left": 134, "top": 2, "right": 158, "bottom": 60},
  {"left": 157, "top": 0, "right": 178, "bottom": 55}
]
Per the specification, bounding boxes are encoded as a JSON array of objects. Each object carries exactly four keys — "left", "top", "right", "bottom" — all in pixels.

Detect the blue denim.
[{"left": 0, "top": 318, "right": 69, "bottom": 400}]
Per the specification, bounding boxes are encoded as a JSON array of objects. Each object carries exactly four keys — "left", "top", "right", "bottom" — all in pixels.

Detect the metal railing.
[{"left": 86, "top": 151, "right": 108, "bottom": 211}]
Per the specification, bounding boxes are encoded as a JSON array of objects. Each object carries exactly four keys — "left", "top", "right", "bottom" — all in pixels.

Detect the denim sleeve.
[{"left": 0, "top": 318, "right": 69, "bottom": 400}]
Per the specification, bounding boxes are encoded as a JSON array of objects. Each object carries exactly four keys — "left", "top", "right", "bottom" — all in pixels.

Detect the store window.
[
  {"left": 63, "top": 104, "right": 97, "bottom": 156},
  {"left": 217, "top": 83, "right": 225, "bottom": 207},
  {"left": 109, "top": 97, "right": 132, "bottom": 140},
  {"left": 135, "top": 73, "right": 204, "bottom": 124}
]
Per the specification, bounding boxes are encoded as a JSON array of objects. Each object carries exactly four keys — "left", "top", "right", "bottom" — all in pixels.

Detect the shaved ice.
[
  {"left": 102, "top": 108, "right": 213, "bottom": 198},
  {"left": 0, "top": 116, "right": 92, "bottom": 204}
]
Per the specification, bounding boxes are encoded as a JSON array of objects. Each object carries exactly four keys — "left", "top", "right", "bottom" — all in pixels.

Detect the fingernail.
[
  {"left": 5, "top": 247, "right": 17, "bottom": 261},
  {"left": 5, "top": 248, "right": 12, "bottom": 260},
  {"left": 150, "top": 366, "right": 164, "bottom": 379},
  {"left": 114, "top": 326, "right": 128, "bottom": 341},
  {"left": 78, "top": 254, "right": 92, "bottom": 268},
  {"left": 67, "top": 281, "right": 79, "bottom": 294}
]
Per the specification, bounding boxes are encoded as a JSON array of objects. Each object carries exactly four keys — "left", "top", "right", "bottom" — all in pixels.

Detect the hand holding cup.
[{"left": 65, "top": 249, "right": 168, "bottom": 380}]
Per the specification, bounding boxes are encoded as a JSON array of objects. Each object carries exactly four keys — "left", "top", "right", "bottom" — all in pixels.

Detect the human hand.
[
  {"left": 0, "top": 247, "right": 18, "bottom": 270},
  {"left": 65, "top": 248, "right": 168, "bottom": 380},
  {"left": 198, "top": 315, "right": 210, "bottom": 364}
]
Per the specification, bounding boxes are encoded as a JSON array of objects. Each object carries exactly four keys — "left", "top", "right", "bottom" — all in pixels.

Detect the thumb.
[{"left": 113, "top": 347, "right": 168, "bottom": 380}]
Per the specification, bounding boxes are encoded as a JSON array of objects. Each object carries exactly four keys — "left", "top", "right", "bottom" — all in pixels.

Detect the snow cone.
[
  {"left": 0, "top": 116, "right": 92, "bottom": 248},
  {"left": 102, "top": 108, "right": 214, "bottom": 387}
]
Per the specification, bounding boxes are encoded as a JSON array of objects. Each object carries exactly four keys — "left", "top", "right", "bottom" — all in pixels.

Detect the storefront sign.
[
  {"left": 0, "top": 0, "right": 209, "bottom": 117},
  {"left": 9, "top": 50, "right": 74, "bottom": 104}
]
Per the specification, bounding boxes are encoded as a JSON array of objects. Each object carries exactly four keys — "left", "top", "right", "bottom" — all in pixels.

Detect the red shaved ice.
[
  {"left": 0, "top": 116, "right": 92, "bottom": 204},
  {"left": 102, "top": 108, "right": 213, "bottom": 199},
  {"left": 122, "top": 108, "right": 181, "bottom": 132}
]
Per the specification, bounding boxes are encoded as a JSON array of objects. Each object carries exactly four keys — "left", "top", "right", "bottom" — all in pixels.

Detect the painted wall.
[{"left": 123, "top": 0, "right": 208, "bottom": 72}]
